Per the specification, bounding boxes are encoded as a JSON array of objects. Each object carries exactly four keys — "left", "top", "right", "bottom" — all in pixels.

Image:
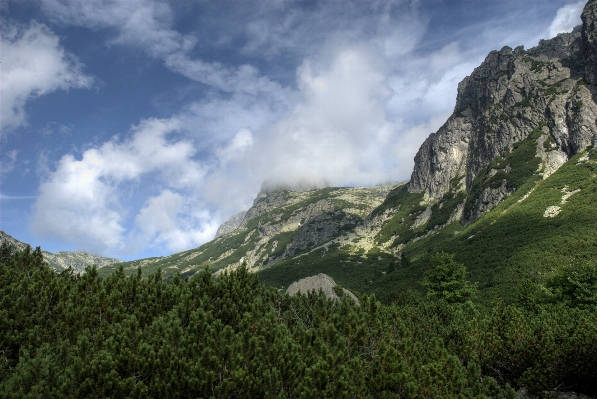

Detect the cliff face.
[
  {"left": 214, "top": 211, "right": 247, "bottom": 238},
  {"left": 409, "top": 1, "right": 597, "bottom": 222}
]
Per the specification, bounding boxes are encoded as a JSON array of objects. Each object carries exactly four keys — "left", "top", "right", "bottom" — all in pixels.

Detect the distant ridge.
[{"left": 0, "top": 230, "right": 121, "bottom": 273}]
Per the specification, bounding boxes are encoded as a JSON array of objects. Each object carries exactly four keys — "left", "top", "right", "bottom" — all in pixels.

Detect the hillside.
[
  {"left": 97, "top": 1, "right": 597, "bottom": 306},
  {"left": 0, "top": 230, "right": 120, "bottom": 274},
  {"left": 99, "top": 184, "right": 398, "bottom": 279}
]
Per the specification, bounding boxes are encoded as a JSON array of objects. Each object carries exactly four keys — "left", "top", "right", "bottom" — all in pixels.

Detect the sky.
[{"left": 0, "top": 0, "right": 587, "bottom": 260}]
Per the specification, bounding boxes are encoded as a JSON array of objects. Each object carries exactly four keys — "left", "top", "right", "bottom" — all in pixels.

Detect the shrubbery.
[{"left": 2, "top": 243, "right": 596, "bottom": 397}]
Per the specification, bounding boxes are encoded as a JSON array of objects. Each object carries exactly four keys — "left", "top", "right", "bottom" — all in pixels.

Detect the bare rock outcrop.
[
  {"left": 286, "top": 273, "right": 359, "bottom": 304},
  {"left": 408, "top": 1, "right": 597, "bottom": 222},
  {"left": 215, "top": 211, "right": 247, "bottom": 238}
]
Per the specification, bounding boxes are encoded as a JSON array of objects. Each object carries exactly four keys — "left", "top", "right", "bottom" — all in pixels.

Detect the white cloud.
[
  {"left": 31, "top": 117, "right": 206, "bottom": 255},
  {"left": 132, "top": 189, "right": 218, "bottom": 253},
  {"left": 391, "top": 112, "right": 452, "bottom": 178},
  {"left": 216, "top": 128, "right": 254, "bottom": 165},
  {"left": 548, "top": 1, "right": 585, "bottom": 38},
  {"left": 1, "top": 21, "right": 93, "bottom": 130},
  {"left": 30, "top": 0, "right": 563, "bottom": 258}
]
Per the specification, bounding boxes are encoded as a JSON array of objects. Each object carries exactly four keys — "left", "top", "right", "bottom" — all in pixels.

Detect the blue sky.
[{"left": 0, "top": 0, "right": 586, "bottom": 260}]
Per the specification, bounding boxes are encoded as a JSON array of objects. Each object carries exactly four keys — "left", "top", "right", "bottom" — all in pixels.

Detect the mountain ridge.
[{"left": 0, "top": 230, "right": 121, "bottom": 273}]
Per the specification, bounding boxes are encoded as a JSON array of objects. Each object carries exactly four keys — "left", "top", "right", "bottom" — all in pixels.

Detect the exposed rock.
[
  {"left": 215, "top": 211, "right": 247, "bottom": 238},
  {"left": 252, "top": 179, "right": 330, "bottom": 206},
  {"left": 466, "top": 180, "right": 510, "bottom": 224},
  {"left": 408, "top": 3, "right": 597, "bottom": 223},
  {"left": 0, "top": 230, "right": 29, "bottom": 252},
  {"left": 286, "top": 273, "right": 359, "bottom": 304},
  {"left": 581, "top": 0, "right": 597, "bottom": 86},
  {"left": 544, "top": 205, "right": 562, "bottom": 218},
  {"left": 411, "top": 207, "right": 432, "bottom": 229},
  {"left": 537, "top": 133, "right": 568, "bottom": 179}
]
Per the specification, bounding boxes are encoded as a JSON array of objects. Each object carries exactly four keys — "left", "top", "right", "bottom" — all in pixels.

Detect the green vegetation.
[
  {"left": 3, "top": 244, "right": 597, "bottom": 397},
  {"left": 269, "top": 230, "right": 298, "bottom": 258},
  {"left": 521, "top": 56, "right": 547, "bottom": 73},
  {"left": 403, "top": 147, "right": 597, "bottom": 305},
  {"left": 372, "top": 185, "right": 426, "bottom": 245},
  {"left": 100, "top": 186, "right": 389, "bottom": 279},
  {"left": 464, "top": 125, "right": 544, "bottom": 217},
  {"left": 512, "top": 94, "right": 538, "bottom": 108},
  {"left": 259, "top": 145, "right": 597, "bottom": 312},
  {"left": 421, "top": 253, "right": 477, "bottom": 303},
  {"left": 427, "top": 189, "right": 466, "bottom": 231}
]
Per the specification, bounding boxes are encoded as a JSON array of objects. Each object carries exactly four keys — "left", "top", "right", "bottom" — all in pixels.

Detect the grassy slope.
[{"left": 259, "top": 146, "right": 597, "bottom": 304}]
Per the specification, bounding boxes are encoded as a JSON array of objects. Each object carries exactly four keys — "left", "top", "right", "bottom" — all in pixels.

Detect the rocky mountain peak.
[{"left": 408, "top": 0, "right": 597, "bottom": 223}]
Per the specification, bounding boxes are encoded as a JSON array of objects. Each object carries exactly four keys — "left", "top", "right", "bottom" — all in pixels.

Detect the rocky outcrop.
[
  {"left": 215, "top": 211, "right": 247, "bottom": 238},
  {"left": 581, "top": 0, "right": 597, "bottom": 86},
  {"left": 286, "top": 273, "right": 359, "bottom": 304},
  {"left": 409, "top": 1, "right": 597, "bottom": 222}
]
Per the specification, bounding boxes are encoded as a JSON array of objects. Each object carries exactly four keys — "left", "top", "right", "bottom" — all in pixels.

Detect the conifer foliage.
[{"left": 1, "top": 243, "right": 595, "bottom": 398}]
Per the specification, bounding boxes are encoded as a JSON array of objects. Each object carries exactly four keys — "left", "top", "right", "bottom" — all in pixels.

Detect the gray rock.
[
  {"left": 286, "top": 273, "right": 359, "bottom": 304},
  {"left": 408, "top": 3, "right": 597, "bottom": 223},
  {"left": 215, "top": 211, "right": 247, "bottom": 238},
  {"left": 582, "top": 0, "right": 597, "bottom": 86}
]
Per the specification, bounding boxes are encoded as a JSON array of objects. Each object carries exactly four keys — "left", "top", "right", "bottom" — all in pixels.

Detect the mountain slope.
[
  {"left": 0, "top": 230, "right": 120, "bottom": 273},
  {"left": 98, "top": 184, "right": 397, "bottom": 278},
  {"left": 90, "top": 1, "right": 597, "bottom": 306},
  {"left": 260, "top": 145, "right": 596, "bottom": 303}
]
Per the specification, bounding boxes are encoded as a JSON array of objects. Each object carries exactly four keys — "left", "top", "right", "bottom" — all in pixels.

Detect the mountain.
[
  {"left": 0, "top": 230, "right": 121, "bottom": 273},
  {"left": 98, "top": 183, "right": 398, "bottom": 278},
  {"left": 72, "top": 1, "right": 597, "bottom": 305}
]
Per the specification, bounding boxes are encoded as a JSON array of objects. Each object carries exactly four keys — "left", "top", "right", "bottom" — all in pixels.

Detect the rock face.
[
  {"left": 215, "top": 211, "right": 247, "bottom": 238},
  {"left": 582, "top": 0, "right": 597, "bottom": 86},
  {"left": 286, "top": 273, "right": 359, "bottom": 304},
  {"left": 409, "top": 1, "right": 597, "bottom": 222}
]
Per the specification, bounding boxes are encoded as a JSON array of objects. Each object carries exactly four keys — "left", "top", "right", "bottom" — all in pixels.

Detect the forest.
[{"left": 1, "top": 243, "right": 596, "bottom": 398}]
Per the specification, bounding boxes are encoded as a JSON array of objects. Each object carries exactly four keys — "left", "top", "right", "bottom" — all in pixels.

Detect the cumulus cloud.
[
  {"left": 198, "top": 42, "right": 428, "bottom": 196},
  {"left": 131, "top": 189, "right": 218, "bottom": 253},
  {"left": 1, "top": 21, "right": 93, "bottom": 130},
  {"left": 548, "top": 1, "right": 585, "bottom": 38},
  {"left": 31, "top": 118, "right": 208, "bottom": 255}
]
